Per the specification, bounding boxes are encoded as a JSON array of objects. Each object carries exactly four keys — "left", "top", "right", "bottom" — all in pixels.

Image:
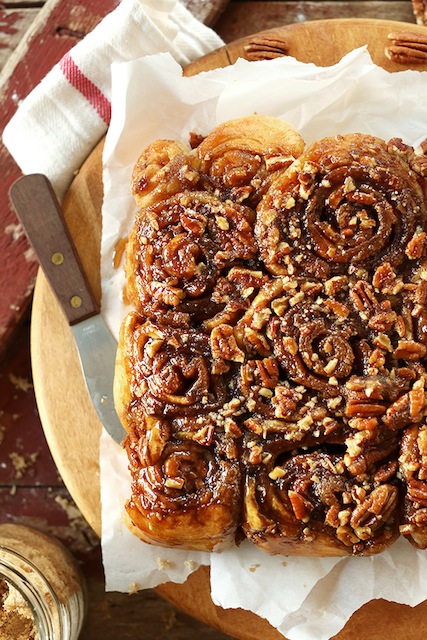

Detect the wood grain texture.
[
  {"left": 30, "top": 19, "right": 427, "bottom": 640},
  {"left": 0, "top": 6, "right": 41, "bottom": 71},
  {"left": 216, "top": 1, "right": 417, "bottom": 42},
  {"left": 183, "top": 0, "right": 230, "bottom": 26}
]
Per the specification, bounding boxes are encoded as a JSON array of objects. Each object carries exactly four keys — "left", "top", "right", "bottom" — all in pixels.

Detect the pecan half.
[
  {"left": 288, "top": 490, "right": 314, "bottom": 522},
  {"left": 386, "top": 31, "right": 427, "bottom": 65},
  {"left": 244, "top": 35, "right": 289, "bottom": 61},
  {"left": 350, "top": 485, "right": 398, "bottom": 539}
]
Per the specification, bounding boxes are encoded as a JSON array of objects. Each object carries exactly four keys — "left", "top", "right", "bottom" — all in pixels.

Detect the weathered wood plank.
[
  {"left": 0, "top": 0, "right": 119, "bottom": 355},
  {"left": 0, "top": 7, "right": 40, "bottom": 70},
  {"left": 216, "top": 1, "right": 416, "bottom": 42},
  {"left": 0, "top": 7, "right": 41, "bottom": 71}
]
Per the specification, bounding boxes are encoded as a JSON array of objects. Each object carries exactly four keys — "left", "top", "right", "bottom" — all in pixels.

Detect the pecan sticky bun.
[
  {"left": 114, "top": 118, "right": 427, "bottom": 555},
  {"left": 115, "top": 312, "right": 241, "bottom": 551},
  {"left": 255, "top": 134, "right": 426, "bottom": 279}
]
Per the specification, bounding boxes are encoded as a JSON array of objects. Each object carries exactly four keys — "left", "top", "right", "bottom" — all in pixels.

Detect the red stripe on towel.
[{"left": 59, "top": 53, "right": 111, "bottom": 125}]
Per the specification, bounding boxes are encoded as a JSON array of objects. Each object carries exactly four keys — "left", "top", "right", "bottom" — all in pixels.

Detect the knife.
[{"left": 9, "top": 173, "right": 126, "bottom": 445}]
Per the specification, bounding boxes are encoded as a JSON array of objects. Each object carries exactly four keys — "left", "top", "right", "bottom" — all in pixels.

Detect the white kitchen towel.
[{"left": 2, "top": 0, "right": 224, "bottom": 199}]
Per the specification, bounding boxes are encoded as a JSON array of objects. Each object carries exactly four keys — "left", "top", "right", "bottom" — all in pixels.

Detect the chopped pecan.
[
  {"left": 394, "top": 339, "right": 427, "bottom": 361},
  {"left": 288, "top": 490, "right": 314, "bottom": 522},
  {"left": 348, "top": 417, "right": 379, "bottom": 432},
  {"left": 410, "top": 153, "right": 427, "bottom": 177},
  {"left": 372, "top": 261, "right": 394, "bottom": 290},
  {"left": 240, "top": 358, "right": 279, "bottom": 395},
  {"left": 406, "top": 231, "right": 427, "bottom": 259},
  {"left": 323, "top": 298, "right": 350, "bottom": 318},
  {"left": 372, "top": 262, "right": 403, "bottom": 295},
  {"left": 335, "top": 524, "right": 360, "bottom": 546},
  {"left": 388, "top": 137, "right": 414, "bottom": 159},
  {"left": 324, "top": 275, "right": 348, "bottom": 297},
  {"left": 345, "top": 434, "right": 399, "bottom": 477},
  {"left": 271, "top": 385, "right": 303, "bottom": 418},
  {"left": 345, "top": 376, "right": 387, "bottom": 418},
  {"left": 374, "top": 459, "right": 399, "bottom": 483},
  {"left": 193, "top": 424, "right": 215, "bottom": 446},
  {"left": 407, "top": 478, "right": 427, "bottom": 505},
  {"left": 241, "top": 326, "right": 272, "bottom": 357},
  {"left": 415, "top": 279, "right": 427, "bottom": 305},
  {"left": 349, "top": 280, "right": 381, "bottom": 317},
  {"left": 383, "top": 380, "right": 427, "bottom": 429},
  {"left": 368, "top": 310, "right": 398, "bottom": 332},
  {"left": 244, "top": 418, "right": 264, "bottom": 436},
  {"left": 210, "top": 324, "right": 245, "bottom": 362},
  {"left": 325, "top": 504, "right": 341, "bottom": 528}
]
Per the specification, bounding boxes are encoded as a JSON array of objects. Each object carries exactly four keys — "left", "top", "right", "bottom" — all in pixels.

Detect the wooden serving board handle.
[{"left": 30, "top": 19, "right": 427, "bottom": 640}]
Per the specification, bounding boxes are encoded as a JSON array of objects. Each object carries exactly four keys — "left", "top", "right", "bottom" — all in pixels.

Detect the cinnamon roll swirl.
[
  {"left": 124, "top": 422, "right": 241, "bottom": 551},
  {"left": 125, "top": 191, "right": 257, "bottom": 324},
  {"left": 131, "top": 139, "right": 201, "bottom": 209},
  {"left": 114, "top": 119, "right": 427, "bottom": 555},
  {"left": 255, "top": 133, "right": 427, "bottom": 278},
  {"left": 114, "top": 312, "right": 229, "bottom": 432},
  {"left": 197, "top": 114, "right": 305, "bottom": 205}
]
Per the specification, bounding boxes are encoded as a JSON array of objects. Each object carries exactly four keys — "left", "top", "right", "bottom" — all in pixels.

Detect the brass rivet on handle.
[
  {"left": 51, "top": 252, "right": 64, "bottom": 265},
  {"left": 70, "top": 295, "right": 82, "bottom": 309}
]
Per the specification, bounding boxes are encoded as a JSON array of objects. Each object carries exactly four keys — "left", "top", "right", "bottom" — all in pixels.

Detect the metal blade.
[{"left": 71, "top": 315, "right": 126, "bottom": 445}]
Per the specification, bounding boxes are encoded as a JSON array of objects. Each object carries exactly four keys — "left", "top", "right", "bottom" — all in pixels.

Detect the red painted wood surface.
[{"left": 0, "top": 0, "right": 120, "bottom": 354}]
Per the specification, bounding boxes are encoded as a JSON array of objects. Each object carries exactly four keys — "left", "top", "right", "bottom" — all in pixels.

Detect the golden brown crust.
[
  {"left": 131, "top": 139, "right": 200, "bottom": 209},
  {"left": 197, "top": 114, "right": 305, "bottom": 206},
  {"left": 123, "top": 427, "right": 241, "bottom": 552},
  {"left": 114, "top": 120, "right": 427, "bottom": 555}
]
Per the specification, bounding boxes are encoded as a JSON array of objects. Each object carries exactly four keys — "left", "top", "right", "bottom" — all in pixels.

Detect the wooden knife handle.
[{"left": 9, "top": 174, "right": 99, "bottom": 325}]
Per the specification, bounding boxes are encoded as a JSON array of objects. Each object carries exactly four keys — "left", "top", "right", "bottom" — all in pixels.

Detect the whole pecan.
[
  {"left": 386, "top": 31, "right": 427, "bottom": 65},
  {"left": 350, "top": 485, "right": 398, "bottom": 539}
]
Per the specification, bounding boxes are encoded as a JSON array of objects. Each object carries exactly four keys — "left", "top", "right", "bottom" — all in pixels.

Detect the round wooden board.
[{"left": 31, "top": 19, "right": 427, "bottom": 640}]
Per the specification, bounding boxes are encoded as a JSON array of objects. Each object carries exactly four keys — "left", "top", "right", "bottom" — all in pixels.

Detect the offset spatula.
[{"left": 9, "top": 173, "right": 126, "bottom": 445}]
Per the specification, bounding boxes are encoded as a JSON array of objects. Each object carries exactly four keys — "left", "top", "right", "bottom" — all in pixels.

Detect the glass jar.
[{"left": 0, "top": 523, "right": 86, "bottom": 639}]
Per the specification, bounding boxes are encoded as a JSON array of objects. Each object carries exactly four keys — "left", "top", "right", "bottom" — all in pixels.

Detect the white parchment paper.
[{"left": 99, "top": 48, "right": 427, "bottom": 639}]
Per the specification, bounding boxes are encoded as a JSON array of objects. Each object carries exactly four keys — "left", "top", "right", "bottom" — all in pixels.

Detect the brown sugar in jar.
[{"left": 0, "top": 524, "right": 86, "bottom": 639}]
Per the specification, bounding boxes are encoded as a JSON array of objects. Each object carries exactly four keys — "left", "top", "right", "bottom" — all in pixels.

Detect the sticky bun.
[{"left": 114, "top": 117, "right": 427, "bottom": 555}]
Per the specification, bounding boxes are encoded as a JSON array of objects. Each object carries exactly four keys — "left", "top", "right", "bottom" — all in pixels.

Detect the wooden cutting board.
[{"left": 31, "top": 19, "right": 427, "bottom": 640}]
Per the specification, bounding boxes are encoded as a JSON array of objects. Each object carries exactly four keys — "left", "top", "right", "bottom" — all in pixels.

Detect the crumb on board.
[
  {"left": 8, "top": 374, "right": 33, "bottom": 393},
  {"left": 8, "top": 452, "right": 39, "bottom": 479},
  {"left": 54, "top": 495, "right": 83, "bottom": 523}
]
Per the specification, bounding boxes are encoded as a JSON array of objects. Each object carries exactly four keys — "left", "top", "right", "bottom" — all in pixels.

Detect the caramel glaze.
[{"left": 114, "top": 117, "right": 427, "bottom": 555}]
